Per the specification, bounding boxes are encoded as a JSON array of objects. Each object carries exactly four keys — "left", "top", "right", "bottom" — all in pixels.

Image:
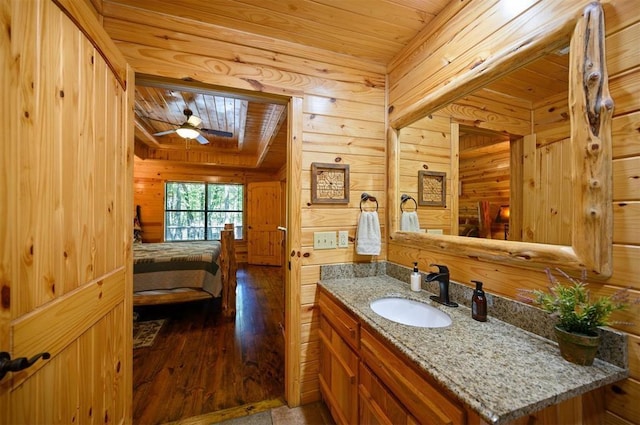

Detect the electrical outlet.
[
  {"left": 338, "top": 230, "right": 349, "bottom": 248},
  {"left": 314, "top": 231, "right": 336, "bottom": 249}
]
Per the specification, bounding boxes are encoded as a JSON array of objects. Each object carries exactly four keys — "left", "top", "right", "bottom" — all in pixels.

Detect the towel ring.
[
  {"left": 360, "top": 192, "right": 378, "bottom": 212},
  {"left": 400, "top": 194, "right": 417, "bottom": 212}
]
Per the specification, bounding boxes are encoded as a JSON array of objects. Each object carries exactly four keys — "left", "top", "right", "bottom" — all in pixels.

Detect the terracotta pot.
[{"left": 554, "top": 325, "right": 601, "bottom": 366}]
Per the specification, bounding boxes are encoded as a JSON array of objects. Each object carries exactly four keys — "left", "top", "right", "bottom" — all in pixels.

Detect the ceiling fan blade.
[
  {"left": 201, "top": 128, "right": 234, "bottom": 137},
  {"left": 196, "top": 134, "right": 209, "bottom": 145},
  {"left": 187, "top": 115, "right": 202, "bottom": 127},
  {"left": 153, "top": 129, "right": 176, "bottom": 136}
]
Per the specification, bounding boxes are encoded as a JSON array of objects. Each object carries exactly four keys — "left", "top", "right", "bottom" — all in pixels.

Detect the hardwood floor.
[{"left": 132, "top": 265, "right": 285, "bottom": 425}]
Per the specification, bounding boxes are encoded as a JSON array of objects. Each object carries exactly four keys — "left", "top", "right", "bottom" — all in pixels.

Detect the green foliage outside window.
[{"left": 165, "top": 182, "right": 243, "bottom": 241}]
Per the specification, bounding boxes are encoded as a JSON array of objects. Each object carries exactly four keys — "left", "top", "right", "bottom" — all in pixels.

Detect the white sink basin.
[{"left": 370, "top": 297, "right": 452, "bottom": 328}]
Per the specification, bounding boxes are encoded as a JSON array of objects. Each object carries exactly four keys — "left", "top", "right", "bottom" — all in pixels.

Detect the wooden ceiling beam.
[
  {"left": 135, "top": 74, "right": 289, "bottom": 105},
  {"left": 134, "top": 117, "right": 163, "bottom": 148},
  {"left": 236, "top": 100, "right": 248, "bottom": 152},
  {"left": 254, "top": 106, "right": 287, "bottom": 168}
]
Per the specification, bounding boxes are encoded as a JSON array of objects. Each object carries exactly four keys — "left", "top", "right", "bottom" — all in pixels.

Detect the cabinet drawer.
[
  {"left": 318, "top": 289, "right": 359, "bottom": 351},
  {"left": 361, "top": 327, "right": 465, "bottom": 425}
]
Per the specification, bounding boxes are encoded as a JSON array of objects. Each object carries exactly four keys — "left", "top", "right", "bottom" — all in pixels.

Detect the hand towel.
[
  {"left": 400, "top": 211, "right": 420, "bottom": 232},
  {"left": 356, "top": 211, "right": 381, "bottom": 255}
]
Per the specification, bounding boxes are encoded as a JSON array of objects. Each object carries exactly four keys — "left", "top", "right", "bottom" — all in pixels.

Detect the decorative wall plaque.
[
  {"left": 311, "top": 163, "right": 350, "bottom": 204},
  {"left": 418, "top": 170, "right": 446, "bottom": 207}
]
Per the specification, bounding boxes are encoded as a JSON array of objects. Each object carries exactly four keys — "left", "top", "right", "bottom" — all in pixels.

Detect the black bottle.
[{"left": 471, "top": 280, "right": 487, "bottom": 322}]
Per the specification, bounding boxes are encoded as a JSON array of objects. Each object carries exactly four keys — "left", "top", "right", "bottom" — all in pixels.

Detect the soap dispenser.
[
  {"left": 410, "top": 262, "right": 421, "bottom": 291},
  {"left": 471, "top": 280, "right": 487, "bottom": 322}
]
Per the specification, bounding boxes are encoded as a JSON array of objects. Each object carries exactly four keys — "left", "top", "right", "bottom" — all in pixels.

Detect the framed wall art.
[
  {"left": 311, "top": 163, "right": 350, "bottom": 204},
  {"left": 418, "top": 170, "right": 446, "bottom": 207}
]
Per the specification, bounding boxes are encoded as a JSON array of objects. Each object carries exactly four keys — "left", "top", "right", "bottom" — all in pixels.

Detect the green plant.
[{"left": 523, "top": 268, "right": 629, "bottom": 336}]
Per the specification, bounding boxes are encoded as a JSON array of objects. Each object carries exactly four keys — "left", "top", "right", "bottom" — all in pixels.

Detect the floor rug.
[{"left": 133, "top": 319, "right": 165, "bottom": 349}]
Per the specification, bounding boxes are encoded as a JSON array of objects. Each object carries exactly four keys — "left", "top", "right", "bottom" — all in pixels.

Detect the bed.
[{"left": 133, "top": 224, "right": 237, "bottom": 317}]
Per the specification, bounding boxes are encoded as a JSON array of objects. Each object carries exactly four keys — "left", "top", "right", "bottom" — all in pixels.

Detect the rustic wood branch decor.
[
  {"left": 418, "top": 171, "right": 446, "bottom": 207},
  {"left": 389, "top": 2, "right": 613, "bottom": 278},
  {"left": 570, "top": 2, "right": 613, "bottom": 277},
  {"left": 311, "top": 163, "right": 350, "bottom": 204}
]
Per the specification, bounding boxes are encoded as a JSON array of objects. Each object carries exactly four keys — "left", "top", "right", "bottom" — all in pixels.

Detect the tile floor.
[{"left": 215, "top": 401, "right": 335, "bottom": 425}]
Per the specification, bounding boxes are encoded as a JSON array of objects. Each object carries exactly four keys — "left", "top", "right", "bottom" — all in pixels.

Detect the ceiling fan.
[{"left": 150, "top": 108, "right": 233, "bottom": 144}]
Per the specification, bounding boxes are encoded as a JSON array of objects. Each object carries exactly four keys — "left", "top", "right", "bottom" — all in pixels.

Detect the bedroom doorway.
[{"left": 132, "top": 76, "right": 301, "bottom": 422}]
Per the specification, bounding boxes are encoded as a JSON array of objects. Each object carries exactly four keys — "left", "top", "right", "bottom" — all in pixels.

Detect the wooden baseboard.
[{"left": 167, "top": 398, "right": 286, "bottom": 425}]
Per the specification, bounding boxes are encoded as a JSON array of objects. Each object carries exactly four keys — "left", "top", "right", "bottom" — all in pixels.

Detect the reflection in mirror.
[
  {"left": 399, "top": 194, "right": 420, "bottom": 232},
  {"left": 390, "top": 3, "right": 613, "bottom": 277},
  {"left": 398, "top": 47, "right": 572, "bottom": 246}
]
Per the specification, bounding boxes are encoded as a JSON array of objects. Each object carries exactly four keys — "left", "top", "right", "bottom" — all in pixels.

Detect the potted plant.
[{"left": 521, "top": 268, "right": 629, "bottom": 366}]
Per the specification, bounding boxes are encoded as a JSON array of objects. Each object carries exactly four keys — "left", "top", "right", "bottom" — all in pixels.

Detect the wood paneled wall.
[
  {"left": 100, "top": 0, "right": 640, "bottom": 422},
  {"left": 389, "top": 1, "right": 640, "bottom": 424},
  {"left": 133, "top": 158, "right": 284, "bottom": 262},
  {"left": 458, "top": 132, "right": 510, "bottom": 238},
  {"left": 104, "top": 2, "right": 387, "bottom": 405},
  {"left": 398, "top": 114, "right": 452, "bottom": 234}
]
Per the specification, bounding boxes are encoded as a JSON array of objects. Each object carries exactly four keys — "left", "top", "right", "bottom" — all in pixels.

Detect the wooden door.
[
  {"left": 520, "top": 134, "right": 572, "bottom": 245},
  {"left": 247, "top": 181, "right": 283, "bottom": 265},
  {"left": 0, "top": 1, "right": 133, "bottom": 423}
]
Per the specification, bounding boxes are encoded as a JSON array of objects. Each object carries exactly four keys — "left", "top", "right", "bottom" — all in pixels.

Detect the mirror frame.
[{"left": 388, "top": 3, "right": 613, "bottom": 278}]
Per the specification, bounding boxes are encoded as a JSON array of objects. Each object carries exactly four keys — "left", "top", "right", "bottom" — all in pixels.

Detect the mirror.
[
  {"left": 398, "top": 53, "right": 572, "bottom": 246},
  {"left": 389, "top": 3, "right": 613, "bottom": 277}
]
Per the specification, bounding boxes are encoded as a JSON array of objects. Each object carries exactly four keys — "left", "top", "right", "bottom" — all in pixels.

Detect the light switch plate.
[
  {"left": 314, "top": 231, "right": 336, "bottom": 249},
  {"left": 338, "top": 230, "right": 349, "bottom": 248}
]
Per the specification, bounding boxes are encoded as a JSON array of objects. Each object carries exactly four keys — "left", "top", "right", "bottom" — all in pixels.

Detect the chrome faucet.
[{"left": 426, "top": 264, "right": 458, "bottom": 307}]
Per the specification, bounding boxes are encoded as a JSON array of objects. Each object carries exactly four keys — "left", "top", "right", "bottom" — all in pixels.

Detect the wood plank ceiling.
[
  {"left": 133, "top": 78, "right": 289, "bottom": 169},
  {"left": 114, "top": 0, "right": 568, "bottom": 171}
]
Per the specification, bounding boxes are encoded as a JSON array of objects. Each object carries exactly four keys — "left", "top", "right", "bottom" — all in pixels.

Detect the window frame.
[{"left": 164, "top": 181, "right": 244, "bottom": 242}]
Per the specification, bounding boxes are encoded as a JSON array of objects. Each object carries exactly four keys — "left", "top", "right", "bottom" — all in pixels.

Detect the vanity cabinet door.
[
  {"left": 361, "top": 327, "right": 465, "bottom": 425},
  {"left": 318, "top": 290, "right": 359, "bottom": 425},
  {"left": 359, "top": 362, "right": 418, "bottom": 425}
]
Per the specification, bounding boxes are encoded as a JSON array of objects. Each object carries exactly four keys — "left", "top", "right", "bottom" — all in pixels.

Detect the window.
[{"left": 165, "top": 182, "right": 243, "bottom": 241}]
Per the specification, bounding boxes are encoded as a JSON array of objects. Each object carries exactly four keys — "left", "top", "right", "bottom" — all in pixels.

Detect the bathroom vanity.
[{"left": 318, "top": 275, "right": 627, "bottom": 425}]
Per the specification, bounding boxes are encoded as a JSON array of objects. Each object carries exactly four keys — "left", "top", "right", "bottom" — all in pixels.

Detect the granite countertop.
[{"left": 318, "top": 275, "right": 628, "bottom": 425}]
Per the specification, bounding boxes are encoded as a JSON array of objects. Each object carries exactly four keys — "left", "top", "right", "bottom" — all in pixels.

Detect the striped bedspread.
[{"left": 133, "top": 241, "right": 222, "bottom": 296}]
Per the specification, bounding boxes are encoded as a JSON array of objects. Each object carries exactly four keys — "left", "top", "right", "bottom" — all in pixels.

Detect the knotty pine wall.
[
  {"left": 96, "top": 0, "right": 640, "bottom": 420},
  {"left": 132, "top": 157, "right": 285, "bottom": 263},
  {"left": 101, "top": 1, "right": 386, "bottom": 405},
  {"left": 388, "top": 1, "right": 640, "bottom": 423},
  {"left": 458, "top": 132, "right": 510, "bottom": 237},
  {"left": 398, "top": 114, "right": 453, "bottom": 234}
]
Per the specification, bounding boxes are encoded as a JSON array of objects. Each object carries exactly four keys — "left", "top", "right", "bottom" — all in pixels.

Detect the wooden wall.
[
  {"left": 98, "top": 0, "right": 640, "bottom": 422},
  {"left": 458, "top": 133, "right": 509, "bottom": 213},
  {"left": 133, "top": 157, "right": 284, "bottom": 262},
  {"left": 102, "top": 1, "right": 387, "bottom": 405},
  {"left": 398, "top": 114, "right": 452, "bottom": 234},
  {"left": 388, "top": 1, "right": 640, "bottom": 424}
]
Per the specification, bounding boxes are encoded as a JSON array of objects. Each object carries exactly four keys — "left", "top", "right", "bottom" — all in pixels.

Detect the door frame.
[{"left": 131, "top": 75, "right": 303, "bottom": 407}]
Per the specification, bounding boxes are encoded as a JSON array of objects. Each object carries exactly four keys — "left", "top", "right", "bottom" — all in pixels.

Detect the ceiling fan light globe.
[{"left": 175, "top": 126, "right": 200, "bottom": 139}]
